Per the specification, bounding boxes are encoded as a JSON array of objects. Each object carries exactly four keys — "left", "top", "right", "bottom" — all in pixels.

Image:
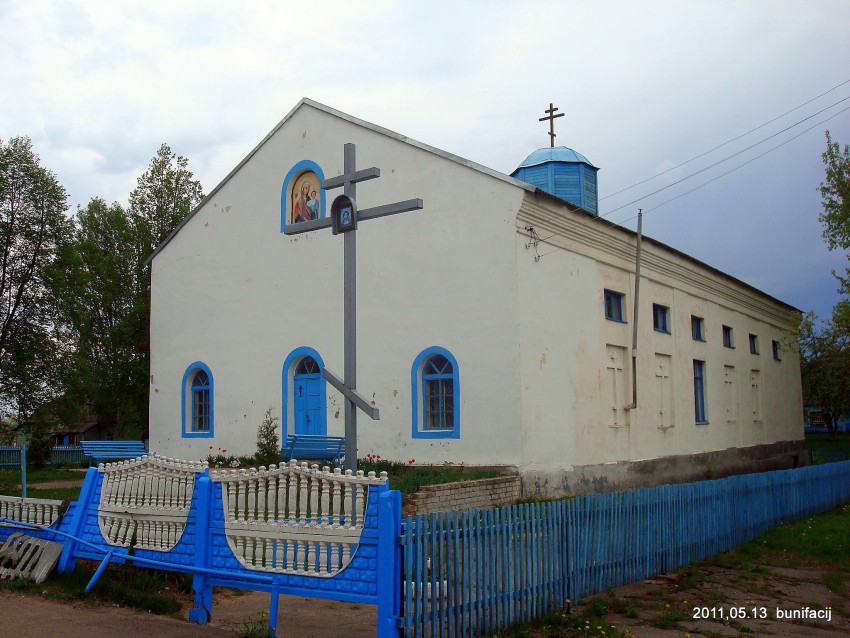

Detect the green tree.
[
  {"left": 819, "top": 130, "right": 850, "bottom": 292},
  {"left": 795, "top": 308, "right": 850, "bottom": 427},
  {"left": 129, "top": 143, "right": 205, "bottom": 273},
  {"left": 55, "top": 142, "right": 204, "bottom": 439},
  {"left": 54, "top": 197, "right": 145, "bottom": 435},
  {"left": 0, "top": 136, "right": 71, "bottom": 417},
  {"left": 798, "top": 132, "right": 850, "bottom": 432}
]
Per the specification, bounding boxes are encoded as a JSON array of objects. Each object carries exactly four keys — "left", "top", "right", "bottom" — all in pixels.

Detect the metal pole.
[
  {"left": 343, "top": 143, "right": 357, "bottom": 471},
  {"left": 625, "top": 210, "right": 642, "bottom": 411}
]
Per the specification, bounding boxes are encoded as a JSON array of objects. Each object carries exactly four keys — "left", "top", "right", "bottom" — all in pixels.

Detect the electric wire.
[
  {"left": 530, "top": 102, "right": 850, "bottom": 260},
  {"left": 598, "top": 94, "right": 850, "bottom": 220},
  {"left": 601, "top": 78, "right": 850, "bottom": 201}
]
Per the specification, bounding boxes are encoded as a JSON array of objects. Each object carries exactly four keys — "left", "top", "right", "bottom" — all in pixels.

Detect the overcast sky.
[{"left": 2, "top": 1, "right": 849, "bottom": 320}]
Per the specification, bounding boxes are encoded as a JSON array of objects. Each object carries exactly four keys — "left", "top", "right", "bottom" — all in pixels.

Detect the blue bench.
[
  {"left": 80, "top": 440, "right": 147, "bottom": 465},
  {"left": 281, "top": 434, "right": 345, "bottom": 467}
]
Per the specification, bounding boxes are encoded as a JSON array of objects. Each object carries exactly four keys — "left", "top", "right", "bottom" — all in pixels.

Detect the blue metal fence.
[
  {"left": 50, "top": 445, "right": 85, "bottom": 465},
  {"left": 400, "top": 461, "right": 850, "bottom": 638}
]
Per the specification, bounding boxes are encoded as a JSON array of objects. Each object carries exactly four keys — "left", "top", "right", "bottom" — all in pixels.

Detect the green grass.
[
  {"left": 0, "top": 562, "right": 190, "bottom": 615},
  {"left": 707, "top": 502, "right": 850, "bottom": 573},
  {"left": 1, "top": 466, "right": 86, "bottom": 503}
]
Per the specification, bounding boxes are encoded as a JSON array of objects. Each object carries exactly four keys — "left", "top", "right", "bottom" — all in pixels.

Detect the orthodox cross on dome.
[
  {"left": 284, "top": 143, "right": 424, "bottom": 470},
  {"left": 539, "top": 102, "right": 565, "bottom": 148}
]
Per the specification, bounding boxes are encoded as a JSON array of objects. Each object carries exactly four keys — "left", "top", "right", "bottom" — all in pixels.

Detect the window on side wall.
[
  {"left": 604, "top": 290, "right": 625, "bottom": 322},
  {"left": 182, "top": 362, "right": 214, "bottom": 438},
  {"left": 691, "top": 316, "right": 705, "bottom": 341},
  {"left": 693, "top": 360, "right": 707, "bottom": 424},
  {"left": 722, "top": 325, "right": 734, "bottom": 349},
  {"left": 653, "top": 304, "right": 670, "bottom": 334},
  {"left": 749, "top": 334, "right": 759, "bottom": 355},
  {"left": 412, "top": 347, "right": 459, "bottom": 439},
  {"left": 772, "top": 340, "right": 782, "bottom": 361}
]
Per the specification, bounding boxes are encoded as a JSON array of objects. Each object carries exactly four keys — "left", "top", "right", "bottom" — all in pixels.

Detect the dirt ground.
[
  {"left": 0, "top": 588, "right": 376, "bottom": 638},
  {"left": 571, "top": 563, "right": 850, "bottom": 637},
  {"left": 2, "top": 560, "right": 848, "bottom": 638}
]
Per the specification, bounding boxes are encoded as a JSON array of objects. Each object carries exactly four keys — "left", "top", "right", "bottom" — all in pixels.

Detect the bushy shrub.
[{"left": 256, "top": 408, "right": 280, "bottom": 468}]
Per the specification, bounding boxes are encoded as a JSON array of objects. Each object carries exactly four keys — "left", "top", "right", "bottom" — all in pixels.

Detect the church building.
[{"left": 147, "top": 99, "right": 804, "bottom": 497}]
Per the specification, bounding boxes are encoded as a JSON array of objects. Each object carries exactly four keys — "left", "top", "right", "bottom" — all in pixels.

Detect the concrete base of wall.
[{"left": 522, "top": 439, "right": 808, "bottom": 499}]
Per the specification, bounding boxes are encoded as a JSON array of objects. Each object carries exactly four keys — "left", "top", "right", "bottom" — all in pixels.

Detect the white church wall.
[
  {"left": 149, "top": 103, "right": 528, "bottom": 466},
  {"left": 516, "top": 194, "right": 803, "bottom": 495}
]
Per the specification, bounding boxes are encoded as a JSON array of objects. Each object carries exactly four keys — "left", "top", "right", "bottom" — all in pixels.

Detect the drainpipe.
[{"left": 625, "top": 210, "right": 642, "bottom": 411}]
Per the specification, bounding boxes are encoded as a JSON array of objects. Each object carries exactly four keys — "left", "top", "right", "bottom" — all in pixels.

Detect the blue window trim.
[
  {"left": 693, "top": 359, "right": 708, "bottom": 425},
  {"left": 691, "top": 315, "right": 705, "bottom": 342},
  {"left": 282, "top": 347, "right": 327, "bottom": 439},
  {"left": 280, "top": 160, "right": 326, "bottom": 232},
  {"left": 181, "top": 361, "right": 214, "bottom": 438},
  {"left": 653, "top": 303, "right": 671, "bottom": 334},
  {"left": 604, "top": 289, "right": 626, "bottom": 323},
  {"left": 411, "top": 347, "right": 460, "bottom": 439}
]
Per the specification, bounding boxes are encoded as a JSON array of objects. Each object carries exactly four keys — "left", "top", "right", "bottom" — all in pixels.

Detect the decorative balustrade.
[
  {"left": 97, "top": 454, "right": 208, "bottom": 552},
  {"left": 211, "top": 460, "right": 387, "bottom": 576},
  {"left": 0, "top": 496, "right": 63, "bottom": 527}
]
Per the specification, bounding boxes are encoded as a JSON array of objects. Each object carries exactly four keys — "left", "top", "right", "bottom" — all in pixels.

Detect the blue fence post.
[
  {"left": 376, "top": 489, "right": 402, "bottom": 638},
  {"left": 189, "top": 471, "right": 214, "bottom": 625},
  {"left": 57, "top": 466, "right": 100, "bottom": 573}
]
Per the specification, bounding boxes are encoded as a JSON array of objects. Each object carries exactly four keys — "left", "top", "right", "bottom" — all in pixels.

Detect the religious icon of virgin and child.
[{"left": 291, "top": 173, "right": 320, "bottom": 223}]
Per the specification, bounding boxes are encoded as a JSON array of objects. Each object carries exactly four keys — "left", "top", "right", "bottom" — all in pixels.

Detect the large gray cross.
[{"left": 284, "top": 143, "right": 423, "bottom": 470}]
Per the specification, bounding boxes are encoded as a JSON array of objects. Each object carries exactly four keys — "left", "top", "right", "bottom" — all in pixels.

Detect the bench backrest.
[
  {"left": 282, "top": 434, "right": 345, "bottom": 464},
  {"left": 80, "top": 440, "right": 147, "bottom": 463},
  {"left": 81, "top": 440, "right": 147, "bottom": 452}
]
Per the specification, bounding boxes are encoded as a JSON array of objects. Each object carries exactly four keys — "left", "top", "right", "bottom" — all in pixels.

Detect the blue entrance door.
[{"left": 294, "top": 357, "right": 325, "bottom": 435}]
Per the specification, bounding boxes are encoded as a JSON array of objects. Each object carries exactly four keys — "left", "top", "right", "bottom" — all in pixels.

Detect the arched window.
[
  {"left": 191, "top": 370, "right": 211, "bottom": 432},
  {"left": 182, "top": 362, "right": 214, "bottom": 438},
  {"left": 412, "top": 347, "right": 460, "bottom": 439},
  {"left": 422, "top": 355, "right": 454, "bottom": 429},
  {"left": 295, "top": 356, "right": 320, "bottom": 375}
]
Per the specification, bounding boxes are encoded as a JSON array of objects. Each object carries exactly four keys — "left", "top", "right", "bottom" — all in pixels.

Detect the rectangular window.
[
  {"left": 693, "top": 360, "right": 707, "bottom": 424},
  {"left": 691, "top": 315, "right": 705, "bottom": 341},
  {"left": 722, "top": 325, "right": 734, "bottom": 348},
  {"left": 653, "top": 304, "right": 670, "bottom": 334},
  {"left": 604, "top": 290, "right": 625, "bottom": 322},
  {"left": 193, "top": 388, "right": 210, "bottom": 431},
  {"left": 749, "top": 333, "right": 759, "bottom": 355},
  {"left": 772, "top": 340, "right": 782, "bottom": 361}
]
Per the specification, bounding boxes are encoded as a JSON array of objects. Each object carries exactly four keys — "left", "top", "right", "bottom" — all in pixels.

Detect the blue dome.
[
  {"left": 515, "top": 146, "right": 597, "bottom": 170},
  {"left": 511, "top": 145, "right": 600, "bottom": 215}
]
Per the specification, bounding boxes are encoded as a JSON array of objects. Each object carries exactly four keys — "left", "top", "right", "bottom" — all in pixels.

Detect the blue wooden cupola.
[{"left": 511, "top": 146, "right": 599, "bottom": 215}]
